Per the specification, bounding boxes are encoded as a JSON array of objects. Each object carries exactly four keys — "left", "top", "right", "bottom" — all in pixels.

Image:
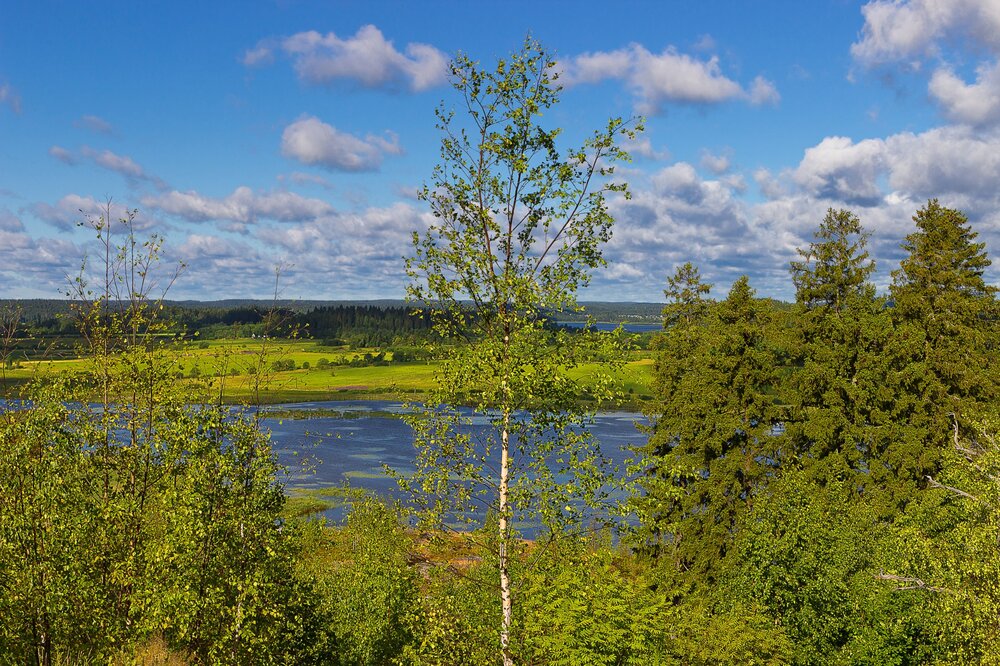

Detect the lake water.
[
  {"left": 265, "top": 400, "right": 649, "bottom": 526},
  {"left": 556, "top": 321, "right": 661, "bottom": 333}
]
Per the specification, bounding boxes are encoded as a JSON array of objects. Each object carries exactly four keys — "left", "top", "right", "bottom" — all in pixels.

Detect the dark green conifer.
[
  {"left": 650, "top": 262, "right": 713, "bottom": 409},
  {"left": 790, "top": 208, "right": 876, "bottom": 313},
  {"left": 643, "top": 275, "right": 779, "bottom": 582},
  {"left": 890, "top": 199, "right": 998, "bottom": 416},
  {"left": 785, "top": 208, "right": 928, "bottom": 511}
]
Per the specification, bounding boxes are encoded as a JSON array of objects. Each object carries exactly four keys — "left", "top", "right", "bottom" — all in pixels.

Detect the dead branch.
[{"left": 875, "top": 571, "right": 954, "bottom": 593}]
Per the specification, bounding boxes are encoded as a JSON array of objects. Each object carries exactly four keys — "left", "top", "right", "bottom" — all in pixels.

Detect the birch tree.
[{"left": 403, "top": 39, "right": 640, "bottom": 665}]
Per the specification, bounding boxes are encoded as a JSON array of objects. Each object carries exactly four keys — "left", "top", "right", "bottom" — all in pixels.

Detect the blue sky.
[{"left": 2, "top": 0, "right": 999, "bottom": 302}]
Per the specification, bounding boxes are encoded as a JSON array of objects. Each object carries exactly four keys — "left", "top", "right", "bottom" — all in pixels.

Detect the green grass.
[
  {"left": 1, "top": 337, "right": 656, "bottom": 406},
  {"left": 282, "top": 496, "right": 335, "bottom": 519}
]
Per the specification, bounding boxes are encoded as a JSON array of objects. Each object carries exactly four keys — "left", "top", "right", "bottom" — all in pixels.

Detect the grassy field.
[{"left": 1, "top": 337, "right": 655, "bottom": 406}]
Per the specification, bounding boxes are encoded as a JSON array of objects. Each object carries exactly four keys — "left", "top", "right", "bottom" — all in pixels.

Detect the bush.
[{"left": 321, "top": 499, "right": 421, "bottom": 664}]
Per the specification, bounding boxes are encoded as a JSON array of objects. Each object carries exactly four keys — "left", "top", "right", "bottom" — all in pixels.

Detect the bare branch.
[
  {"left": 874, "top": 571, "right": 954, "bottom": 593},
  {"left": 926, "top": 475, "right": 985, "bottom": 504}
]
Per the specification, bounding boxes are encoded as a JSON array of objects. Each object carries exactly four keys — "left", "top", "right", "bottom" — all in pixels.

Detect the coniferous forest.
[{"left": 2, "top": 40, "right": 1000, "bottom": 666}]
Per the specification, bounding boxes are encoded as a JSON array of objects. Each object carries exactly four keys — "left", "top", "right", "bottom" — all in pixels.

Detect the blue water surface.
[{"left": 264, "top": 400, "right": 649, "bottom": 527}]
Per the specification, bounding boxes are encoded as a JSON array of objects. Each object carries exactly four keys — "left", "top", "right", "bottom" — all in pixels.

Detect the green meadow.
[{"left": 2, "top": 337, "right": 655, "bottom": 407}]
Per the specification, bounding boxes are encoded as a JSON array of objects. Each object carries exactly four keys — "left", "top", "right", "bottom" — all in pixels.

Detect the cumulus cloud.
[
  {"left": 29, "top": 195, "right": 140, "bottom": 231},
  {"left": 793, "top": 136, "right": 886, "bottom": 206},
  {"left": 779, "top": 125, "right": 1000, "bottom": 212},
  {"left": 0, "top": 209, "right": 23, "bottom": 232},
  {"left": 242, "top": 201, "right": 434, "bottom": 298},
  {"left": 752, "top": 126, "right": 1000, "bottom": 290},
  {"left": 0, "top": 82, "right": 22, "bottom": 114},
  {"left": 853, "top": 0, "right": 1000, "bottom": 125},
  {"left": 0, "top": 230, "right": 80, "bottom": 295},
  {"left": 748, "top": 76, "right": 781, "bottom": 105},
  {"left": 142, "top": 186, "right": 334, "bottom": 224},
  {"left": 241, "top": 44, "right": 274, "bottom": 67},
  {"left": 244, "top": 24, "right": 448, "bottom": 92},
  {"left": 74, "top": 114, "right": 113, "bottom": 135},
  {"left": 559, "top": 43, "right": 779, "bottom": 113},
  {"left": 883, "top": 125, "right": 1000, "bottom": 201},
  {"left": 700, "top": 150, "right": 731, "bottom": 174},
  {"left": 754, "top": 168, "right": 786, "bottom": 200},
  {"left": 596, "top": 161, "right": 786, "bottom": 298},
  {"left": 852, "top": 0, "right": 1000, "bottom": 65},
  {"left": 586, "top": 119, "right": 1000, "bottom": 301},
  {"left": 281, "top": 115, "right": 402, "bottom": 172},
  {"left": 692, "top": 34, "right": 717, "bottom": 52},
  {"left": 928, "top": 61, "right": 1000, "bottom": 126},
  {"left": 621, "top": 136, "right": 669, "bottom": 161}
]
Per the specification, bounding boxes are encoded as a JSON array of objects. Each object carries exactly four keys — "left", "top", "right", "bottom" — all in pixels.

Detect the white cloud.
[
  {"left": 621, "top": 136, "right": 669, "bottom": 161},
  {"left": 241, "top": 44, "right": 274, "bottom": 67},
  {"left": 853, "top": 1, "right": 1000, "bottom": 126},
  {"left": 777, "top": 125, "right": 1000, "bottom": 213},
  {"left": 562, "top": 49, "right": 634, "bottom": 85},
  {"left": 560, "top": 43, "right": 778, "bottom": 113},
  {"left": 49, "top": 145, "right": 77, "bottom": 165},
  {"left": 281, "top": 116, "right": 402, "bottom": 172},
  {"left": 928, "top": 61, "right": 1000, "bottom": 126},
  {"left": 852, "top": 0, "right": 1000, "bottom": 65},
  {"left": 883, "top": 125, "right": 1000, "bottom": 201},
  {"left": 583, "top": 118, "right": 1000, "bottom": 301},
  {"left": 700, "top": 150, "right": 731, "bottom": 174},
  {"left": 249, "top": 25, "right": 449, "bottom": 92},
  {"left": 75, "top": 114, "right": 113, "bottom": 135},
  {"left": 165, "top": 233, "right": 278, "bottom": 298},
  {"left": 142, "top": 186, "right": 334, "bottom": 224},
  {"left": 74, "top": 147, "right": 168, "bottom": 189},
  {"left": 82, "top": 147, "right": 144, "bottom": 179},
  {"left": 596, "top": 161, "right": 783, "bottom": 298},
  {"left": 30, "top": 195, "right": 138, "bottom": 231},
  {"left": 754, "top": 168, "right": 785, "bottom": 200},
  {"left": 0, "top": 209, "right": 23, "bottom": 232},
  {"left": 692, "top": 34, "right": 717, "bottom": 52},
  {"left": 748, "top": 76, "right": 781, "bottom": 105},
  {"left": 169, "top": 201, "right": 433, "bottom": 299},
  {"left": 0, "top": 230, "right": 80, "bottom": 296},
  {"left": 0, "top": 83, "right": 22, "bottom": 114},
  {"left": 793, "top": 136, "right": 886, "bottom": 206},
  {"left": 45, "top": 145, "right": 166, "bottom": 188}
]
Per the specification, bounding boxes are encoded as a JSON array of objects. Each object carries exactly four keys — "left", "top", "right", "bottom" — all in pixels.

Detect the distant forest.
[{"left": 0, "top": 299, "right": 670, "bottom": 342}]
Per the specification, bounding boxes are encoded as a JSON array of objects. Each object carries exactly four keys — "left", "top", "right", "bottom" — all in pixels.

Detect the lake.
[
  {"left": 265, "top": 400, "right": 649, "bottom": 526},
  {"left": 556, "top": 321, "right": 661, "bottom": 333}
]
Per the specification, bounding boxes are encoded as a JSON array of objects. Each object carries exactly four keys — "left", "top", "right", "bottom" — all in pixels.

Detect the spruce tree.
[
  {"left": 890, "top": 199, "right": 998, "bottom": 418},
  {"left": 643, "top": 276, "right": 780, "bottom": 581},
  {"left": 786, "top": 209, "right": 928, "bottom": 511},
  {"left": 649, "top": 262, "right": 713, "bottom": 420},
  {"left": 786, "top": 210, "right": 883, "bottom": 483},
  {"left": 790, "top": 208, "right": 876, "bottom": 313}
]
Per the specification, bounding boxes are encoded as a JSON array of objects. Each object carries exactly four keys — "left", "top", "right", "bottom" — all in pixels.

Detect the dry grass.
[{"left": 115, "top": 636, "right": 192, "bottom": 666}]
